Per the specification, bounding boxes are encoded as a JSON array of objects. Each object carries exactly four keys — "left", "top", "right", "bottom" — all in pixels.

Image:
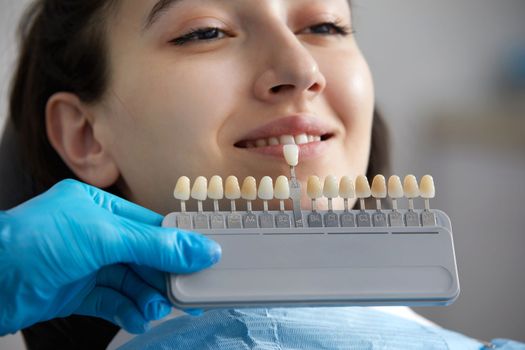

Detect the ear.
[{"left": 46, "top": 92, "right": 119, "bottom": 188}]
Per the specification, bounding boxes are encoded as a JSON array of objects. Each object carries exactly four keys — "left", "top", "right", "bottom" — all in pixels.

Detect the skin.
[{"left": 50, "top": 0, "right": 375, "bottom": 214}]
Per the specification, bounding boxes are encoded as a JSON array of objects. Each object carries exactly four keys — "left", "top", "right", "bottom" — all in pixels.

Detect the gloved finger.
[
  {"left": 75, "top": 286, "right": 150, "bottom": 334},
  {"left": 96, "top": 264, "right": 171, "bottom": 321},
  {"left": 130, "top": 264, "right": 168, "bottom": 294},
  {"left": 94, "top": 216, "right": 221, "bottom": 274},
  {"left": 74, "top": 180, "right": 163, "bottom": 225}
]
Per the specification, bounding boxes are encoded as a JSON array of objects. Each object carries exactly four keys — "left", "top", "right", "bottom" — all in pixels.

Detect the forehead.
[{"left": 110, "top": 0, "right": 351, "bottom": 30}]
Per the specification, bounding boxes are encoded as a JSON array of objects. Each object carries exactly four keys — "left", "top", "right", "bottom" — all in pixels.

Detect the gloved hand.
[{"left": 0, "top": 179, "right": 221, "bottom": 335}]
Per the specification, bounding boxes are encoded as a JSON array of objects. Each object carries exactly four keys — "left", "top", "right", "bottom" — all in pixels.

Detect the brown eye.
[
  {"left": 170, "top": 27, "right": 226, "bottom": 46},
  {"left": 305, "top": 22, "right": 353, "bottom": 36}
]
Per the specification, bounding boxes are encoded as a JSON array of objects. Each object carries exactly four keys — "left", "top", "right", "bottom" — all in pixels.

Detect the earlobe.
[{"left": 46, "top": 92, "right": 120, "bottom": 188}]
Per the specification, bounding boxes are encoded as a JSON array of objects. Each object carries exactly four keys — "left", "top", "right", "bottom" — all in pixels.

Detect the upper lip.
[{"left": 234, "top": 115, "right": 336, "bottom": 146}]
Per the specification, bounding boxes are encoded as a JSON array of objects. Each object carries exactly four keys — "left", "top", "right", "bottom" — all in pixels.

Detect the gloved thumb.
[{"left": 92, "top": 216, "right": 221, "bottom": 274}]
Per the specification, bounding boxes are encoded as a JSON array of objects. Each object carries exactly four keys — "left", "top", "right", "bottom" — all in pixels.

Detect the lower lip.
[{"left": 239, "top": 139, "right": 332, "bottom": 160}]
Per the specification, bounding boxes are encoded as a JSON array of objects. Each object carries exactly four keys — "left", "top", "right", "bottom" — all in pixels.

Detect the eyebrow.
[{"left": 144, "top": 0, "right": 185, "bottom": 31}]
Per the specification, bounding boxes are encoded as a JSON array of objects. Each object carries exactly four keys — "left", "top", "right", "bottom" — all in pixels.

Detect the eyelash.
[{"left": 169, "top": 21, "right": 354, "bottom": 46}]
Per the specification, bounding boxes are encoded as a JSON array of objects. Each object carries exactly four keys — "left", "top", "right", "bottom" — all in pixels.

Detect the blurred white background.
[{"left": 1, "top": 0, "right": 524, "bottom": 348}]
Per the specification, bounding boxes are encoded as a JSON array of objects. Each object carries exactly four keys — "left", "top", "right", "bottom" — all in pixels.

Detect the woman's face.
[{"left": 93, "top": 0, "right": 374, "bottom": 214}]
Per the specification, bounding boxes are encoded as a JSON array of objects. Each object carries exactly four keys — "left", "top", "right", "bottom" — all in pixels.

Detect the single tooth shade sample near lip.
[
  {"left": 208, "top": 175, "right": 224, "bottom": 200},
  {"left": 274, "top": 175, "right": 290, "bottom": 200},
  {"left": 173, "top": 176, "right": 190, "bottom": 201},
  {"left": 388, "top": 175, "right": 404, "bottom": 199},
  {"left": 225, "top": 176, "right": 241, "bottom": 199},
  {"left": 355, "top": 175, "right": 371, "bottom": 198},
  {"left": 241, "top": 176, "right": 257, "bottom": 200},
  {"left": 307, "top": 175, "right": 323, "bottom": 199},
  {"left": 258, "top": 176, "right": 274, "bottom": 200},
  {"left": 403, "top": 175, "right": 420, "bottom": 198},
  {"left": 191, "top": 176, "right": 208, "bottom": 201},
  {"left": 323, "top": 175, "right": 339, "bottom": 198},
  {"left": 420, "top": 175, "right": 435, "bottom": 199},
  {"left": 283, "top": 144, "right": 299, "bottom": 166},
  {"left": 339, "top": 176, "right": 355, "bottom": 198},
  {"left": 371, "top": 175, "right": 387, "bottom": 198}
]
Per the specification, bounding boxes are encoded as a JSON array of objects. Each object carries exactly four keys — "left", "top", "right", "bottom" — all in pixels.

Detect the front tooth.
[
  {"left": 355, "top": 175, "right": 371, "bottom": 198},
  {"left": 339, "top": 176, "right": 355, "bottom": 198},
  {"left": 307, "top": 175, "right": 323, "bottom": 199},
  {"left": 255, "top": 139, "right": 267, "bottom": 147},
  {"left": 283, "top": 144, "right": 299, "bottom": 166},
  {"left": 295, "top": 134, "right": 308, "bottom": 144},
  {"left": 268, "top": 137, "right": 279, "bottom": 146},
  {"left": 279, "top": 135, "right": 295, "bottom": 145},
  {"left": 208, "top": 175, "right": 224, "bottom": 200},
  {"left": 173, "top": 176, "right": 191, "bottom": 201},
  {"left": 241, "top": 176, "right": 257, "bottom": 200},
  {"left": 307, "top": 135, "right": 314, "bottom": 142},
  {"left": 274, "top": 175, "right": 290, "bottom": 199},
  {"left": 191, "top": 176, "right": 208, "bottom": 201},
  {"left": 225, "top": 176, "right": 241, "bottom": 199},
  {"left": 371, "top": 175, "right": 387, "bottom": 198},
  {"left": 258, "top": 176, "right": 274, "bottom": 200},
  {"left": 323, "top": 175, "right": 339, "bottom": 198},
  {"left": 313, "top": 136, "right": 321, "bottom": 142},
  {"left": 419, "top": 175, "right": 435, "bottom": 199},
  {"left": 387, "top": 175, "right": 404, "bottom": 199},
  {"left": 403, "top": 175, "right": 420, "bottom": 198}
]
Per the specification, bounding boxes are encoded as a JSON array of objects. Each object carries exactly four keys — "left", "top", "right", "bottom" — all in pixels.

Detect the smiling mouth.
[{"left": 234, "top": 133, "right": 334, "bottom": 149}]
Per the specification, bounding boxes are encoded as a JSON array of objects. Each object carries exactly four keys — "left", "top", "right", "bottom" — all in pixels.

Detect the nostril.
[{"left": 270, "top": 84, "right": 294, "bottom": 94}]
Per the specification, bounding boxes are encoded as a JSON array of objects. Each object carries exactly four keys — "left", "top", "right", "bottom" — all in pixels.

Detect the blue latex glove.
[{"left": 0, "top": 179, "right": 221, "bottom": 335}]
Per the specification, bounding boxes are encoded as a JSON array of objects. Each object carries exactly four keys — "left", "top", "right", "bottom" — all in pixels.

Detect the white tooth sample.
[
  {"left": 307, "top": 135, "right": 314, "bottom": 142},
  {"left": 255, "top": 139, "right": 267, "bottom": 147},
  {"left": 355, "top": 175, "right": 371, "bottom": 198},
  {"left": 283, "top": 144, "right": 299, "bottom": 167},
  {"left": 225, "top": 176, "right": 241, "bottom": 199},
  {"left": 173, "top": 176, "right": 190, "bottom": 201},
  {"left": 274, "top": 175, "right": 290, "bottom": 200},
  {"left": 295, "top": 134, "right": 308, "bottom": 145},
  {"left": 371, "top": 175, "right": 387, "bottom": 198},
  {"left": 307, "top": 175, "right": 323, "bottom": 199},
  {"left": 279, "top": 134, "right": 295, "bottom": 145},
  {"left": 313, "top": 136, "right": 321, "bottom": 142},
  {"left": 191, "top": 176, "right": 208, "bottom": 201},
  {"left": 339, "top": 176, "right": 355, "bottom": 198},
  {"left": 323, "top": 175, "right": 339, "bottom": 199},
  {"left": 241, "top": 176, "right": 257, "bottom": 201},
  {"left": 208, "top": 175, "right": 224, "bottom": 200},
  {"left": 268, "top": 137, "right": 279, "bottom": 146},
  {"left": 258, "top": 176, "right": 274, "bottom": 200},
  {"left": 387, "top": 175, "right": 404, "bottom": 199},
  {"left": 419, "top": 175, "right": 435, "bottom": 199},
  {"left": 403, "top": 175, "right": 420, "bottom": 198}
]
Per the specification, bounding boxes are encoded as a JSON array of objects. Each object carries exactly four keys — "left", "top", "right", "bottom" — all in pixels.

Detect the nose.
[{"left": 253, "top": 30, "right": 327, "bottom": 104}]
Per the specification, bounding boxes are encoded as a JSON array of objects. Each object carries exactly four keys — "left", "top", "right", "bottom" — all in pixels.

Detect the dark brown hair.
[
  {"left": 9, "top": 0, "right": 117, "bottom": 194},
  {"left": 9, "top": 0, "right": 390, "bottom": 196}
]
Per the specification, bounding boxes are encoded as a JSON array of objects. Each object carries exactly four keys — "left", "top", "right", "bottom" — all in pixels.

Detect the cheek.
[
  {"left": 323, "top": 52, "right": 374, "bottom": 143},
  {"left": 110, "top": 56, "right": 242, "bottom": 156}
]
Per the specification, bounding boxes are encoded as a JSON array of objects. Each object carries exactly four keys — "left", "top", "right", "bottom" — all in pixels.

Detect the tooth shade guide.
[
  {"left": 170, "top": 174, "right": 440, "bottom": 229},
  {"left": 339, "top": 176, "right": 355, "bottom": 212},
  {"left": 323, "top": 175, "right": 339, "bottom": 212},
  {"left": 420, "top": 175, "right": 435, "bottom": 211},
  {"left": 403, "top": 175, "right": 420, "bottom": 211}
]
